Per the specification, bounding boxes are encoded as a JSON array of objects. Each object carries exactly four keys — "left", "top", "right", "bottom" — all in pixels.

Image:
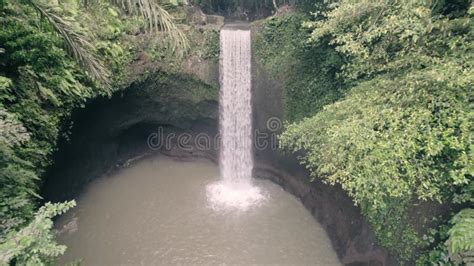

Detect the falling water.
[
  {"left": 206, "top": 26, "right": 266, "bottom": 211},
  {"left": 219, "top": 28, "right": 253, "bottom": 184}
]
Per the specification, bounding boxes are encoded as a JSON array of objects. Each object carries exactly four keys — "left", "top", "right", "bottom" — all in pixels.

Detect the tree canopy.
[{"left": 280, "top": 0, "right": 473, "bottom": 263}]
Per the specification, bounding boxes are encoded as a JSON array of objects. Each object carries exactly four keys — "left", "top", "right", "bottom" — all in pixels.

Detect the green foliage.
[
  {"left": 281, "top": 64, "right": 472, "bottom": 259},
  {"left": 0, "top": 0, "right": 193, "bottom": 263},
  {"left": 25, "top": 0, "right": 188, "bottom": 84},
  {"left": 0, "top": 0, "right": 220, "bottom": 262},
  {"left": 304, "top": 0, "right": 473, "bottom": 82},
  {"left": 191, "top": 0, "right": 317, "bottom": 15},
  {"left": 0, "top": 2, "right": 99, "bottom": 168},
  {"left": 27, "top": 0, "right": 111, "bottom": 84},
  {"left": 147, "top": 24, "right": 220, "bottom": 72},
  {"left": 0, "top": 201, "right": 76, "bottom": 265},
  {"left": 0, "top": 2, "right": 95, "bottom": 240},
  {"left": 76, "top": 0, "right": 138, "bottom": 87},
  {"left": 253, "top": 13, "right": 344, "bottom": 122},
  {"left": 197, "top": 28, "right": 220, "bottom": 61},
  {"left": 416, "top": 222, "right": 451, "bottom": 265},
  {"left": 100, "top": 0, "right": 189, "bottom": 52},
  {"left": 417, "top": 208, "right": 474, "bottom": 265},
  {"left": 280, "top": 0, "right": 473, "bottom": 262},
  {"left": 0, "top": 107, "right": 36, "bottom": 237},
  {"left": 448, "top": 209, "right": 474, "bottom": 258}
]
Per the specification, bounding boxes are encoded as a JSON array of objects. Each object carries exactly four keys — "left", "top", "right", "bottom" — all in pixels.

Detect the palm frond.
[
  {"left": 109, "top": 0, "right": 189, "bottom": 54},
  {"left": 152, "top": 3, "right": 189, "bottom": 55},
  {"left": 28, "top": 0, "right": 110, "bottom": 85}
]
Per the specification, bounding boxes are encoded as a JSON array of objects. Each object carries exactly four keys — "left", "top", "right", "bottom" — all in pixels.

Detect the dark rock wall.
[{"left": 42, "top": 72, "right": 219, "bottom": 202}]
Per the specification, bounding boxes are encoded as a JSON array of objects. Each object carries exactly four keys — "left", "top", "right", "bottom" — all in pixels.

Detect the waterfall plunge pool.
[{"left": 55, "top": 155, "right": 341, "bottom": 265}]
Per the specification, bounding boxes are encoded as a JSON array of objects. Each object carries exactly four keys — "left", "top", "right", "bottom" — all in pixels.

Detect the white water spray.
[{"left": 206, "top": 26, "right": 266, "bottom": 211}]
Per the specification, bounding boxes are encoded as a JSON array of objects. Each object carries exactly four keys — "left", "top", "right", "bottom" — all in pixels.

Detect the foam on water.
[
  {"left": 206, "top": 27, "right": 266, "bottom": 211},
  {"left": 206, "top": 181, "right": 267, "bottom": 211}
]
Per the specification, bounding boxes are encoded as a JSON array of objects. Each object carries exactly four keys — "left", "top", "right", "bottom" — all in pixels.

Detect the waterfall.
[
  {"left": 206, "top": 26, "right": 266, "bottom": 211},
  {"left": 219, "top": 29, "right": 253, "bottom": 184}
]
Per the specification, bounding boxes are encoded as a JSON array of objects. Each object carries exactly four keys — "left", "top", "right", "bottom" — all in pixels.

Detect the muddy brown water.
[{"left": 55, "top": 156, "right": 341, "bottom": 265}]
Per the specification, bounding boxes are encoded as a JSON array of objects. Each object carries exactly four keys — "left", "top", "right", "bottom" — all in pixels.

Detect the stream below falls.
[{"left": 55, "top": 155, "right": 341, "bottom": 265}]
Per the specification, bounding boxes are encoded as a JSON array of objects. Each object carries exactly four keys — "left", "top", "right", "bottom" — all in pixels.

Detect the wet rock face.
[
  {"left": 184, "top": 6, "right": 225, "bottom": 26},
  {"left": 206, "top": 15, "right": 225, "bottom": 26}
]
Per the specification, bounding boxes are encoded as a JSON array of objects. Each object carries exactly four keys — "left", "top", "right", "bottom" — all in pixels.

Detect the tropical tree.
[
  {"left": 24, "top": 0, "right": 188, "bottom": 84},
  {"left": 0, "top": 1, "right": 188, "bottom": 264},
  {"left": 281, "top": 0, "right": 473, "bottom": 262}
]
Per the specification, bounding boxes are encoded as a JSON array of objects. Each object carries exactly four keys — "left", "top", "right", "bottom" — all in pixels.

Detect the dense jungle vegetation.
[
  {"left": 191, "top": 0, "right": 315, "bottom": 16},
  {"left": 253, "top": 0, "right": 473, "bottom": 264},
  {"left": 0, "top": 0, "right": 221, "bottom": 263},
  {"left": 0, "top": 0, "right": 472, "bottom": 264}
]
